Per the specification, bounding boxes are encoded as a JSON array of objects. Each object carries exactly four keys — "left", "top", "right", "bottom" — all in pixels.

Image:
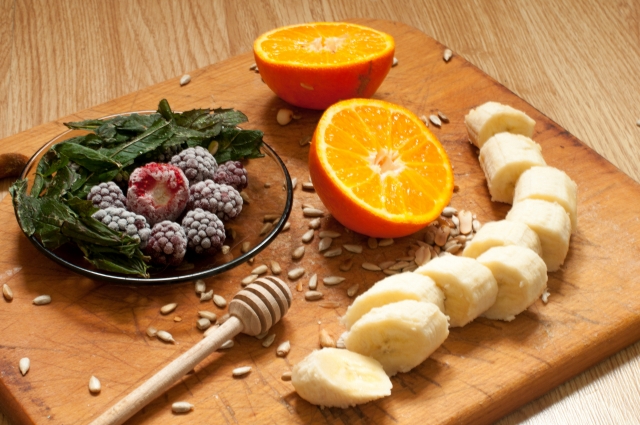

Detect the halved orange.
[
  {"left": 253, "top": 22, "right": 395, "bottom": 110},
  {"left": 308, "top": 99, "right": 454, "bottom": 238}
]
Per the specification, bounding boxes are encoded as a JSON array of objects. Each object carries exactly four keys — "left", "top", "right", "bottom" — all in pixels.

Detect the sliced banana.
[
  {"left": 291, "top": 348, "right": 392, "bottom": 408},
  {"left": 342, "top": 273, "right": 445, "bottom": 330},
  {"left": 416, "top": 255, "right": 498, "bottom": 327},
  {"left": 464, "top": 101, "right": 536, "bottom": 148},
  {"left": 344, "top": 300, "right": 449, "bottom": 376},
  {"left": 506, "top": 199, "right": 571, "bottom": 272},
  {"left": 479, "top": 132, "right": 546, "bottom": 204},
  {"left": 514, "top": 166, "right": 578, "bottom": 233},
  {"left": 462, "top": 219, "right": 542, "bottom": 259},
  {"left": 476, "top": 245, "right": 548, "bottom": 321}
]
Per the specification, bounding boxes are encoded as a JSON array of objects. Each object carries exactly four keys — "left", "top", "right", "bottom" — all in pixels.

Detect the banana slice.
[
  {"left": 291, "top": 348, "right": 392, "bottom": 408},
  {"left": 506, "top": 199, "right": 571, "bottom": 272},
  {"left": 464, "top": 101, "right": 536, "bottom": 148},
  {"left": 344, "top": 300, "right": 449, "bottom": 376},
  {"left": 476, "top": 245, "right": 548, "bottom": 321},
  {"left": 462, "top": 219, "right": 542, "bottom": 259},
  {"left": 342, "top": 273, "right": 445, "bottom": 330},
  {"left": 479, "top": 132, "right": 546, "bottom": 204},
  {"left": 514, "top": 166, "right": 578, "bottom": 233},
  {"left": 415, "top": 256, "right": 498, "bottom": 327}
]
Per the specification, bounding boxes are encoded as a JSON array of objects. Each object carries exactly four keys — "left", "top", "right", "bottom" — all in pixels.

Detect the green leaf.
[
  {"left": 214, "top": 128, "right": 264, "bottom": 163},
  {"left": 54, "top": 143, "right": 121, "bottom": 172},
  {"left": 103, "top": 118, "right": 173, "bottom": 166},
  {"left": 46, "top": 165, "right": 77, "bottom": 198}
]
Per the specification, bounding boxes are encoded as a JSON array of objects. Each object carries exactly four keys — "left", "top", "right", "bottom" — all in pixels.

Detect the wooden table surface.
[{"left": 1, "top": 1, "right": 639, "bottom": 424}]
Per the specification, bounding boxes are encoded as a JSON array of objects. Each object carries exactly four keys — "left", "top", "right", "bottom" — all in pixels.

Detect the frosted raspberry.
[
  {"left": 127, "top": 163, "right": 189, "bottom": 225},
  {"left": 213, "top": 160, "right": 248, "bottom": 191},
  {"left": 170, "top": 146, "right": 217, "bottom": 184},
  {"left": 145, "top": 220, "right": 187, "bottom": 266},
  {"left": 87, "top": 181, "right": 127, "bottom": 209},
  {"left": 188, "top": 180, "right": 243, "bottom": 221},
  {"left": 182, "top": 208, "right": 226, "bottom": 255},
  {"left": 92, "top": 207, "right": 151, "bottom": 249}
]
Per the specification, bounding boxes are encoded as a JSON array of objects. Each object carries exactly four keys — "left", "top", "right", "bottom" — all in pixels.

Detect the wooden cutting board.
[{"left": 1, "top": 18, "right": 639, "bottom": 425}]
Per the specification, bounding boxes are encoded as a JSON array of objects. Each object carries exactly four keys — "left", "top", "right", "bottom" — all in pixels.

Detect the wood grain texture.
[{"left": 0, "top": 1, "right": 639, "bottom": 424}]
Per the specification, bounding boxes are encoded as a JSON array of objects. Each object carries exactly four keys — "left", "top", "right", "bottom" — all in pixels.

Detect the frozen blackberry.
[
  {"left": 213, "top": 160, "right": 248, "bottom": 191},
  {"left": 92, "top": 207, "right": 151, "bottom": 249},
  {"left": 87, "top": 182, "right": 128, "bottom": 209},
  {"left": 188, "top": 180, "right": 243, "bottom": 221},
  {"left": 145, "top": 220, "right": 188, "bottom": 266},
  {"left": 149, "top": 144, "right": 181, "bottom": 162},
  {"left": 182, "top": 208, "right": 226, "bottom": 255},
  {"left": 170, "top": 146, "right": 218, "bottom": 184}
]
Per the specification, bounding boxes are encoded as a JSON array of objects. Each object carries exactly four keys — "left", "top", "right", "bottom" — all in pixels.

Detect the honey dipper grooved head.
[{"left": 229, "top": 276, "right": 293, "bottom": 336}]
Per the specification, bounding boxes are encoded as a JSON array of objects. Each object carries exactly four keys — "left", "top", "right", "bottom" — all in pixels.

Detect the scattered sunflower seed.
[
  {"left": 160, "top": 303, "right": 177, "bottom": 315},
  {"left": 281, "top": 371, "right": 292, "bottom": 381},
  {"left": 302, "top": 182, "right": 315, "bottom": 191},
  {"left": 240, "top": 191, "right": 251, "bottom": 204},
  {"left": 323, "top": 276, "right": 345, "bottom": 286},
  {"left": 403, "top": 264, "right": 418, "bottom": 273},
  {"left": 219, "top": 340, "right": 234, "bottom": 349},
  {"left": 295, "top": 281, "right": 303, "bottom": 292},
  {"left": 378, "top": 260, "right": 395, "bottom": 270},
  {"left": 174, "top": 316, "right": 182, "bottom": 323},
  {"left": 282, "top": 222, "right": 291, "bottom": 231},
  {"left": 292, "top": 246, "right": 305, "bottom": 260},
  {"left": 221, "top": 245, "right": 230, "bottom": 255},
  {"left": 196, "top": 318, "right": 211, "bottom": 331},
  {"left": 319, "top": 301, "right": 341, "bottom": 309},
  {"left": 259, "top": 222, "right": 273, "bottom": 236},
  {"left": 362, "top": 262, "right": 382, "bottom": 271},
  {"left": 89, "top": 376, "right": 101, "bottom": 394},
  {"left": 383, "top": 269, "right": 400, "bottom": 275},
  {"left": 459, "top": 210, "right": 473, "bottom": 234},
  {"left": 242, "top": 274, "right": 258, "bottom": 286},
  {"left": 303, "top": 208, "right": 324, "bottom": 217},
  {"left": 445, "top": 242, "right": 462, "bottom": 254},
  {"left": 392, "top": 57, "right": 398, "bottom": 67},
  {"left": 415, "top": 246, "right": 431, "bottom": 266},
  {"left": 336, "top": 332, "right": 347, "bottom": 349},
  {"left": 277, "top": 108, "right": 294, "bottom": 126},
  {"left": 288, "top": 267, "right": 305, "bottom": 280},
  {"left": 241, "top": 241, "right": 251, "bottom": 253},
  {"left": 318, "top": 237, "right": 333, "bottom": 252},
  {"left": 301, "top": 229, "right": 315, "bottom": 243},
  {"left": 442, "top": 206, "right": 457, "bottom": 217},
  {"left": 195, "top": 280, "right": 206, "bottom": 295},
  {"left": 339, "top": 259, "right": 353, "bottom": 272},
  {"left": 198, "top": 311, "right": 217, "bottom": 322},
  {"left": 389, "top": 261, "right": 410, "bottom": 271},
  {"left": 429, "top": 114, "right": 442, "bottom": 127},
  {"left": 146, "top": 326, "right": 158, "bottom": 338},
  {"left": 319, "top": 329, "right": 335, "bottom": 348},
  {"left": 308, "top": 218, "right": 321, "bottom": 229},
  {"left": 255, "top": 331, "right": 268, "bottom": 340},
  {"left": 276, "top": 340, "right": 291, "bottom": 357},
  {"left": 308, "top": 273, "right": 318, "bottom": 290},
  {"left": 637, "top": 119, "right": 640, "bottom": 127},
  {"left": 2, "top": 284, "right": 13, "bottom": 301},
  {"left": 324, "top": 248, "right": 342, "bottom": 257},
  {"left": 347, "top": 284, "right": 359, "bottom": 297},
  {"left": 213, "top": 295, "right": 227, "bottom": 308},
  {"left": 263, "top": 214, "right": 280, "bottom": 222},
  {"left": 435, "top": 226, "right": 451, "bottom": 246},
  {"left": 420, "top": 115, "right": 429, "bottom": 126},
  {"left": 396, "top": 256, "right": 415, "bottom": 262},
  {"left": 32, "top": 295, "right": 51, "bottom": 305},
  {"left": 262, "top": 334, "right": 276, "bottom": 348},
  {"left": 343, "top": 244, "right": 363, "bottom": 254},
  {"left": 179, "top": 74, "right": 191, "bottom": 86},
  {"left": 443, "top": 48, "right": 453, "bottom": 62},
  {"left": 305, "top": 291, "right": 323, "bottom": 301},
  {"left": 252, "top": 265, "right": 268, "bottom": 275},
  {"left": 291, "top": 177, "right": 298, "bottom": 190},
  {"left": 378, "top": 238, "right": 394, "bottom": 247},
  {"left": 19, "top": 358, "right": 30, "bottom": 376},
  {"left": 232, "top": 366, "right": 252, "bottom": 377},
  {"left": 200, "top": 289, "right": 213, "bottom": 301},
  {"left": 270, "top": 260, "right": 282, "bottom": 275},
  {"left": 249, "top": 63, "right": 257, "bottom": 71},
  {"left": 438, "top": 111, "right": 449, "bottom": 123},
  {"left": 319, "top": 230, "right": 341, "bottom": 238},
  {"left": 172, "top": 401, "right": 194, "bottom": 413},
  {"left": 299, "top": 135, "right": 312, "bottom": 146},
  {"left": 156, "top": 330, "right": 175, "bottom": 344},
  {"left": 264, "top": 182, "right": 271, "bottom": 188},
  {"left": 472, "top": 219, "right": 482, "bottom": 232}
]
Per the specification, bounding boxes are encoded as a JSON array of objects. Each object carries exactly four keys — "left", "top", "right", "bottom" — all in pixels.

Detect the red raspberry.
[{"left": 127, "top": 163, "right": 189, "bottom": 225}]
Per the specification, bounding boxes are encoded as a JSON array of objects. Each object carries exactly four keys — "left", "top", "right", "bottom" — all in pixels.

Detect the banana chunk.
[
  {"left": 476, "top": 245, "right": 548, "bottom": 321},
  {"left": 342, "top": 273, "right": 445, "bottom": 330},
  {"left": 514, "top": 166, "right": 578, "bottom": 233},
  {"left": 464, "top": 101, "right": 536, "bottom": 148},
  {"left": 416, "top": 256, "right": 498, "bottom": 327},
  {"left": 291, "top": 348, "right": 392, "bottom": 408},
  {"left": 479, "top": 133, "right": 546, "bottom": 204},
  {"left": 344, "top": 300, "right": 449, "bottom": 376},
  {"left": 462, "top": 219, "right": 542, "bottom": 259},
  {"left": 506, "top": 199, "right": 571, "bottom": 272}
]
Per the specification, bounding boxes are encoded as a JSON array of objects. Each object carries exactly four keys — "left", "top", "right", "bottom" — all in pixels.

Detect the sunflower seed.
[
  {"left": 429, "top": 114, "right": 442, "bottom": 127},
  {"left": 156, "top": 330, "right": 175, "bottom": 344},
  {"left": 319, "top": 329, "right": 335, "bottom": 348},
  {"left": 277, "top": 108, "right": 294, "bottom": 126},
  {"left": 173, "top": 316, "right": 182, "bottom": 322},
  {"left": 324, "top": 248, "right": 342, "bottom": 257},
  {"left": 193, "top": 318, "right": 210, "bottom": 331},
  {"left": 301, "top": 229, "right": 315, "bottom": 243},
  {"left": 362, "top": 262, "right": 382, "bottom": 271},
  {"left": 308, "top": 273, "right": 318, "bottom": 290},
  {"left": 32, "top": 295, "right": 51, "bottom": 305},
  {"left": 302, "top": 182, "right": 315, "bottom": 191},
  {"left": 2, "top": 284, "right": 13, "bottom": 301},
  {"left": 259, "top": 222, "right": 273, "bottom": 236},
  {"left": 319, "top": 231, "right": 341, "bottom": 238},
  {"left": 378, "top": 260, "right": 395, "bottom": 270},
  {"left": 403, "top": 264, "right": 418, "bottom": 272},
  {"left": 383, "top": 269, "right": 399, "bottom": 275},
  {"left": 438, "top": 111, "right": 449, "bottom": 123},
  {"left": 179, "top": 74, "right": 191, "bottom": 86},
  {"left": 442, "top": 206, "right": 457, "bottom": 217},
  {"left": 392, "top": 56, "right": 399, "bottom": 67},
  {"left": 172, "top": 401, "right": 194, "bottom": 413},
  {"left": 264, "top": 182, "right": 271, "bottom": 188},
  {"left": 347, "top": 284, "right": 359, "bottom": 297},
  {"left": 291, "top": 177, "right": 298, "bottom": 190},
  {"left": 336, "top": 332, "right": 348, "bottom": 349},
  {"left": 435, "top": 226, "right": 450, "bottom": 246},
  {"left": 146, "top": 326, "right": 158, "bottom": 337},
  {"left": 343, "top": 244, "right": 363, "bottom": 254},
  {"left": 213, "top": 295, "right": 227, "bottom": 308},
  {"left": 160, "top": 303, "right": 177, "bottom": 315},
  {"left": 308, "top": 218, "right": 321, "bottom": 229},
  {"left": 339, "top": 258, "right": 353, "bottom": 272},
  {"left": 367, "top": 237, "right": 378, "bottom": 249},
  {"left": 200, "top": 289, "right": 213, "bottom": 301},
  {"left": 242, "top": 274, "right": 258, "bottom": 286},
  {"left": 252, "top": 265, "right": 268, "bottom": 275},
  {"left": 197, "top": 311, "right": 217, "bottom": 323},
  {"left": 276, "top": 340, "right": 291, "bottom": 357},
  {"left": 438, "top": 215, "right": 455, "bottom": 228},
  {"left": 389, "top": 261, "right": 410, "bottom": 271},
  {"left": 232, "top": 366, "right": 252, "bottom": 377},
  {"left": 459, "top": 210, "right": 473, "bottom": 234},
  {"left": 270, "top": 260, "right": 282, "bottom": 275},
  {"left": 288, "top": 267, "right": 305, "bottom": 280},
  {"left": 249, "top": 63, "right": 257, "bottom": 71},
  {"left": 302, "top": 203, "right": 316, "bottom": 210},
  {"left": 240, "top": 191, "right": 251, "bottom": 204},
  {"left": 263, "top": 214, "right": 280, "bottom": 223},
  {"left": 323, "top": 276, "right": 345, "bottom": 286},
  {"left": 425, "top": 226, "right": 437, "bottom": 245},
  {"left": 444, "top": 48, "right": 453, "bottom": 62},
  {"left": 415, "top": 246, "right": 431, "bottom": 266},
  {"left": 472, "top": 219, "right": 482, "bottom": 232},
  {"left": 85, "top": 375, "right": 101, "bottom": 394},
  {"left": 396, "top": 256, "right": 415, "bottom": 262},
  {"left": 19, "top": 358, "right": 30, "bottom": 376},
  {"left": 194, "top": 280, "right": 206, "bottom": 295},
  {"left": 444, "top": 242, "right": 462, "bottom": 254},
  {"left": 262, "top": 334, "right": 276, "bottom": 348},
  {"left": 282, "top": 222, "right": 291, "bottom": 231},
  {"left": 221, "top": 245, "right": 230, "bottom": 255},
  {"left": 281, "top": 371, "right": 292, "bottom": 381},
  {"left": 219, "top": 339, "right": 234, "bottom": 349},
  {"left": 378, "top": 238, "right": 394, "bottom": 247},
  {"left": 420, "top": 115, "right": 429, "bottom": 126},
  {"left": 305, "top": 291, "right": 323, "bottom": 301},
  {"left": 303, "top": 208, "right": 324, "bottom": 217},
  {"left": 299, "top": 135, "right": 312, "bottom": 147},
  {"left": 319, "top": 301, "right": 341, "bottom": 309},
  {"left": 318, "top": 237, "right": 332, "bottom": 251}
]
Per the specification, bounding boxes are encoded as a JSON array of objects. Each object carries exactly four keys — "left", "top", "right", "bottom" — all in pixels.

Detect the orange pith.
[
  {"left": 253, "top": 22, "right": 395, "bottom": 110},
  {"left": 309, "top": 99, "right": 454, "bottom": 238}
]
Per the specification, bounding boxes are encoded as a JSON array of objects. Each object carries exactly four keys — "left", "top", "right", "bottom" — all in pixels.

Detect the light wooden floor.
[{"left": 1, "top": 1, "right": 639, "bottom": 424}]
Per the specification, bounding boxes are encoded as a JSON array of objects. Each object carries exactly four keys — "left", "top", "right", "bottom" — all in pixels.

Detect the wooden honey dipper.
[{"left": 90, "top": 276, "right": 293, "bottom": 425}]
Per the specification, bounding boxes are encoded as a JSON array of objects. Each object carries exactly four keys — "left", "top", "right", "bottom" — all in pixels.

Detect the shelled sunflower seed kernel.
[
  {"left": 437, "top": 111, "right": 449, "bottom": 123},
  {"left": 262, "top": 334, "right": 276, "bottom": 348},
  {"left": 301, "top": 229, "right": 315, "bottom": 243},
  {"left": 420, "top": 115, "right": 429, "bottom": 126},
  {"left": 336, "top": 333, "right": 347, "bottom": 349},
  {"left": 259, "top": 222, "right": 273, "bottom": 236},
  {"left": 378, "top": 238, "right": 394, "bottom": 247},
  {"left": 281, "top": 371, "right": 292, "bottom": 381},
  {"left": 323, "top": 247, "right": 342, "bottom": 258},
  {"left": 318, "top": 231, "right": 340, "bottom": 238},
  {"left": 308, "top": 273, "right": 318, "bottom": 290},
  {"left": 156, "top": 330, "right": 175, "bottom": 344},
  {"left": 146, "top": 326, "right": 158, "bottom": 338},
  {"left": 89, "top": 376, "right": 101, "bottom": 394},
  {"left": 32, "top": 295, "right": 51, "bottom": 305},
  {"left": 2, "top": 284, "right": 13, "bottom": 301},
  {"left": 343, "top": 244, "right": 363, "bottom": 254},
  {"left": 200, "top": 290, "right": 213, "bottom": 301},
  {"left": 197, "top": 318, "right": 211, "bottom": 330},
  {"left": 302, "top": 182, "right": 315, "bottom": 191},
  {"left": 172, "top": 401, "right": 194, "bottom": 413},
  {"left": 292, "top": 246, "right": 305, "bottom": 260},
  {"left": 263, "top": 214, "right": 280, "bottom": 222},
  {"left": 19, "top": 358, "right": 30, "bottom": 376},
  {"left": 213, "top": 295, "right": 227, "bottom": 308},
  {"left": 347, "top": 284, "right": 359, "bottom": 297},
  {"left": 252, "top": 265, "right": 268, "bottom": 275},
  {"left": 179, "top": 74, "right": 191, "bottom": 86},
  {"left": 444, "top": 48, "right": 453, "bottom": 62},
  {"left": 392, "top": 57, "right": 398, "bottom": 67},
  {"left": 323, "top": 276, "right": 345, "bottom": 286},
  {"left": 276, "top": 341, "right": 291, "bottom": 357},
  {"left": 277, "top": 108, "right": 294, "bottom": 126},
  {"left": 362, "top": 262, "right": 382, "bottom": 271},
  {"left": 195, "top": 280, "right": 206, "bottom": 295},
  {"left": 288, "top": 267, "right": 305, "bottom": 280},
  {"left": 232, "top": 366, "right": 252, "bottom": 377},
  {"left": 173, "top": 316, "right": 182, "bottom": 322},
  {"left": 242, "top": 274, "right": 258, "bottom": 286},
  {"left": 305, "top": 291, "right": 323, "bottom": 301},
  {"left": 221, "top": 245, "right": 230, "bottom": 255},
  {"left": 378, "top": 261, "right": 395, "bottom": 270},
  {"left": 429, "top": 114, "right": 442, "bottom": 127},
  {"left": 295, "top": 281, "right": 303, "bottom": 292},
  {"left": 160, "top": 303, "right": 177, "bottom": 315},
  {"left": 319, "top": 329, "right": 335, "bottom": 348},
  {"left": 219, "top": 340, "right": 234, "bottom": 349},
  {"left": 318, "top": 237, "right": 332, "bottom": 252},
  {"left": 303, "top": 208, "right": 324, "bottom": 217},
  {"left": 198, "top": 311, "right": 217, "bottom": 322},
  {"left": 240, "top": 191, "right": 251, "bottom": 204},
  {"left": 308, "top": 218, "right": 321, "bottom": 229},
  {"left": 270, "top": 260, "right": 282, "bottom": 275},
  {"left": 282, "top": 222, "right": 291, "bottom": 231}
]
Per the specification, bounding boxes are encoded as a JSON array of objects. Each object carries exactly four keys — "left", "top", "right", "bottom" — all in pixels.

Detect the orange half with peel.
[
  {"left": 309, "top": 99, "right": 454, "bottom": 238},
  {"left": 253, "top": 22, "right": 395, "bottom": 110}
]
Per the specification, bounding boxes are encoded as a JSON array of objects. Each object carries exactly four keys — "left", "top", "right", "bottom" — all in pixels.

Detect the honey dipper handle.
[{"left": 89, "top": 316, "right": 244, "bottom": 425}]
